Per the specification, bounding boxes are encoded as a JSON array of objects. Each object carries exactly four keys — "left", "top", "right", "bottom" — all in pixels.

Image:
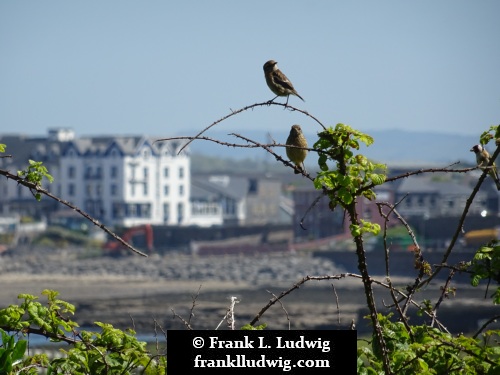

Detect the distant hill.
[{"left": 186, "top": 129, "right": 480, "bottom": 167}]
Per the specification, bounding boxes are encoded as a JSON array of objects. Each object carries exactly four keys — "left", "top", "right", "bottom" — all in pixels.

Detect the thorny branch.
[
  {"left": 171, "top": 308, "right": 193, "bottom": 330},
  {"left": 419, "top": 143, "right": 500, "bottom": 287},
  {"left": 267, "top": 290, "right": 291, "bottom": 330},
  {"left": 250, "top": 273, "right": 448, "bottom": 332},
  {"left": 188, "top": 285, "right": 203, "bottom": 327},
  {"left": 376, "top": 200, "right": 415, "bottom": 338},
  {"left": 473, "top": 314, "right": 500, "bottom": 339},
  {"left": 230, "top": 133, "right": 314, "bottom": 181},
  {"left": 430, "top": 269, "right": 456, "bottom": 328},
  {"left": 377, "top": 200, "right": 426, "bottom": 318},
  {"left": 154, "top": 101, "right": 327, "bottom": 154}
]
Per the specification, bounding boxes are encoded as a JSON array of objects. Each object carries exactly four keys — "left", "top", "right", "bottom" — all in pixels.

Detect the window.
[
  {"left": 248, "top": 179, "right": 258, "bottom": 194},
  {"left": 163, "top": 203, "right": 170, "bottom": 223},
  {"left": 110, "top": 166, "right": 118, "bottom": 178},
  {"left": 68, "top": 166, "right": 75, "bottom": 178},
  {"left": 164, "top": 167, "right": 169, "bottom": 178},
  {"left": 85, "top": 166, "right": 92, "bottom": 178},
  {"left": 141, "top": 204, "right": 151, "bottom": 218},
  {"left": 111, "top": 184, "right": 118, "bottom": 196},
  {"left": 417, "top": 196, "right": 424, "bottom": 206},
  {"left": 144, "top": 183, "right": 148, "bottom": 196},
  {"left": 143, "top": 167, "right": 149, "bottom": 179},
  {"left": 179, "top": 167, "right": 184, "bottom": 179},
  {"left": 406, "top": 197, "right": 412, "bottom": 207},
  {"left": 177, "top": 202, "right": 184, "bottom": 223},
  {"left": 68, "top": 184, "right": 75, "bottom": 196},
  {"left": 179, "top": 185, "right": 184, "bottom": 196},
  {"left": 164, "top": 185, "right": 169, "bottom": 196}
]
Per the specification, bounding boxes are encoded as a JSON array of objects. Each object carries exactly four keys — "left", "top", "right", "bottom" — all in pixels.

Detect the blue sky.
[{"left": 1, "top": 1, "right": 499, "bottom": 141}]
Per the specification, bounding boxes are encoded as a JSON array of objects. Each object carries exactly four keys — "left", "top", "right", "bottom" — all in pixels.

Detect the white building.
[{"left": 0, "top": 129, "right": 191, "bottom": 228}]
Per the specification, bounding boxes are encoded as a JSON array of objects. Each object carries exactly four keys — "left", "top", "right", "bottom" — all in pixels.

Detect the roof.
[
  {"left": 396, "top": 175, "right": 477, "bottom": 195},
  {"left": 0, "top": 131, "right": 190, "bottom": 166},
  {"left": 191, "top": 175, "right": 249, "bottom": 201}
]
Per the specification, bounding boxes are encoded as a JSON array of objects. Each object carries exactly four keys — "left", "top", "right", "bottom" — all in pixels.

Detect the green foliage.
[
  {"left": 241, "top": 323, "right": 267, "bottom": 330},
  {"left": 470, "top": 241, "right": 500, "bottom": 304},
  {"left": 358, "top": 314, "right": 500, "bottom": 375},
  {"left": 313, "top": 124, "right": 386, "bottom": 211},
  {"left": 0, "top": 291, "right": 166, "bottom": 374},
  {"left": 0, "top": 144, "right": 6, "bottom": 153},
  {"left": 17, "top": 160, "right": 54, "bottom": 201},
  {"left": 350, "top": 219, "right": 381, "bottom": 237},
  {"left": 479, "top": 125, "right": 500, "bottom": 146},
  {"left": 0, "top": 328, "right": 28, "bottom": 375}
]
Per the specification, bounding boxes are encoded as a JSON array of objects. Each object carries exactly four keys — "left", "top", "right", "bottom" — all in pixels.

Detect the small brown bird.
[
  {"left": 286, "top": 125, "right": 308, "bottom": 174},
  {"left": 263, "top": 60, "right": 304, "bottom": 105},
  {"left": 470, "top": 144, "right": 500, "bottom": 190}
]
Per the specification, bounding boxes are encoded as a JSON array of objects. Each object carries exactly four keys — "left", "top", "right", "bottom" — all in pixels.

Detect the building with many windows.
[
  {"left": 190, "top": 174, "right": 287, "bottom": 227},
  {"left": 0, "top": 129, "right": 190, "bottom": 227}
]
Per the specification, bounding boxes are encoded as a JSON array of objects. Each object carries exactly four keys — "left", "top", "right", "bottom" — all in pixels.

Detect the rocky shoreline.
[
  {"left": 0, "top": 246, "right": 497, "bottom": 335},
  {"left": 0, "top": 246, "right": 358, "bottom": 332}
]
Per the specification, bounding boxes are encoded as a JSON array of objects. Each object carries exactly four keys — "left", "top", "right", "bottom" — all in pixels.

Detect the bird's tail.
[{"left": 495, "top": 179, "right": 500, "bottom": 191}]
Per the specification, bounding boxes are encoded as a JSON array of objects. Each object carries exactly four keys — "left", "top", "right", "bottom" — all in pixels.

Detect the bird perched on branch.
[
  {"left": 470, "top": 144, "right": 500, "bottom": 190},
  {"left": 286, "top": 125, "right": 308, "bottom": 174},
  {"left": 263, "top": 60, "right": 304, "bottom": 106}
]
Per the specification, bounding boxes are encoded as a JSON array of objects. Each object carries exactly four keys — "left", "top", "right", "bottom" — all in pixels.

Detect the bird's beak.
[{"left": 470, "top": 148, "right": 474, "bottom": 152}]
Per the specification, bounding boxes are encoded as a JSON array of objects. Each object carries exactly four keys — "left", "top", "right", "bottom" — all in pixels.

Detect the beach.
[{"left": 0, "top": 247, "right": 496, "bottom": 335}]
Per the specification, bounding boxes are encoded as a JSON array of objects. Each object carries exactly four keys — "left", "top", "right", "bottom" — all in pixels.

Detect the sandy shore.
[{"left": 1, "top": 249, "right": 497, "bottom": 334}]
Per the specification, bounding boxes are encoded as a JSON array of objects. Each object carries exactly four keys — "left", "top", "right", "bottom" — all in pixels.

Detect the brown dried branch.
[
  {"left": 267, "top": 290, "right": 291, "bottom": 330},
  {"left": 430, "top": 269, "right": 456, "bottom": 328},
  {"left": 249, "top": 274, "right": 352, "bottom": 326},
  {"left": 229, "top": 132, "right": 315, "bottom": 180},
  {"left": 170, "top": 308, "right": 193, "bottom": 330},
  {"left": 155, "top": 135, "right": 320, "bottom": 154},
  {"left": 473, "top": 314, "right": 500, "bottom": 339},
  {"left": 188, "top": 285, "right": 202, "bottom": 327},
  {"left": 331, "top": 283, "right": 341, "bottom": 326},
  {"left": 419, "top": 143, "right": 500, "bottom": 287},
  {"left": 155, "top": 101, "right": 326, "bottom": 154},
  {"left": 376, "top": 199, "right": 414, "bottom": 337}
]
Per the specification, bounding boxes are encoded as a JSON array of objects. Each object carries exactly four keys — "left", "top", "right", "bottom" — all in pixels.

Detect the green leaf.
[
  {"left": 11, "top": 340, "right": 27, "bottom": 361},
  {"left": 318, "top": 154, "right": 328, "bottom": 171},
  {"left": 350, "top": 224, "right": 361, "bottom": 237},
  {"left": 338, "top": 187, "right": 353, "bottom": 205},
  {"left": 369, "top": 173, "right": 386, "bottom": 186},
  {"left": 241, "top": 323, "right": 267, "bottom": 330}
]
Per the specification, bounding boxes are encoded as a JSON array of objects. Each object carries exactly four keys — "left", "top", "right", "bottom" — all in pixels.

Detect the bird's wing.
[{"left": 272, "top": 71, "right": 295, "bottom": 91}]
